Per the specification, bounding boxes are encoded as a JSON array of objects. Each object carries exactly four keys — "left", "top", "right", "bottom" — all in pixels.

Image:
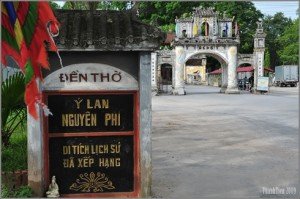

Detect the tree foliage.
[
  {"left": 1, "top": 72, "right": 26, "bottom": 146},
  {"left": 49, "top": 1, "right": 61, "bottom": 9},
  {"left": 62, "top": 1, "right": 129, "bottom": 10},
  {"left": 277, "top": 18, "right": 299, "bottom": 65},
  {"left": 62, "top": 1, "right": 89, "bottom": 10},
  {"left": 263, "top": 12, "right": 293, "bottom": 68}
]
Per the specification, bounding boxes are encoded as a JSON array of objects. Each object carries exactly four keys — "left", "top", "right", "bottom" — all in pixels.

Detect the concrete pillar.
[
  {"left": 157, "top": 64, "right": 162, "bottom": 93},
  {"left": 253, "top": 51, "right": 265, "bottom": 92},
  {"left": 172, "top": 46, "right": 186, "bottom": 95},
  {"left": 184, "top": 63, "right": 187, "bottom": 83},
  {"left": 150, "top": 52, "right": 158, "bottom": 94},
  {"left": 139, "top": 52, "right": 152, "bottom": 197},
  {"left": 202, "top": 65, "right": 206, "bottom": 82},
  {"left": 27, "top": 80, "right": 45, "bottom": 197},
  {"left": 172, "top": 64, "right": 175, "bottom": 89},
  {"left": 220, "top": 65, "right": 228, "bottom": 93},
  {"left": 225, "top": 46, "right": 240, "bottom": 94},
  {"left": 202, "top": 57, "right": 207, "bottom": 83},
  {"left": 253, "top": 62, "right": 258, "bottom": 91}
]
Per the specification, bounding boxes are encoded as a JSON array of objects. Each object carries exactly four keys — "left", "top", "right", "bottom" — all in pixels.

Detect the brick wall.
[{"left": 2, "top": 170, "right": 28, "bottom": 189}]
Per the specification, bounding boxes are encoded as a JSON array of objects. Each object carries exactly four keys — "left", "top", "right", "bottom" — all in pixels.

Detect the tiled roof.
[
  {"left": 209, "top": 68, "right": 222, "bottom": 74},
  {"left": 236, "top": 66, "right": 253, "bottom": 72},
  {"left": 193, "top": 7, "right": 217, "bottom": 17},
  {"left": 163, "top": 33, "right": 175, "bottom": 44},
  {"left": 54, "top": 10, "right": 165, "bottom": 51},
  {"left": 210, "top": 67, "right": 273, "bottom": 74}
]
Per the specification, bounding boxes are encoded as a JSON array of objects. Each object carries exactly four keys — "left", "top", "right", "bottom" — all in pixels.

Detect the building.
[{"left": 151, "top": 7, "right": 266, "bottom": 94}]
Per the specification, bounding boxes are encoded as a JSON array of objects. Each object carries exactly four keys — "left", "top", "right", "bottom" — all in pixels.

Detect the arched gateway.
[{"left": 151, "top": 7, "right": 266, "bottom": 95}]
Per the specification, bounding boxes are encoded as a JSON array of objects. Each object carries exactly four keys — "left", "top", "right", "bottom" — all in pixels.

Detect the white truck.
[{"left": 275, "top": 65, "right": 299, "bottom": 87}]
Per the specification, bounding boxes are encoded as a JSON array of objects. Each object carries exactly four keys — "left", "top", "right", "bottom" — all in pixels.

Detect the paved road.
[{"left": 151, "top": 85, "right": 298, "bottom": 199}]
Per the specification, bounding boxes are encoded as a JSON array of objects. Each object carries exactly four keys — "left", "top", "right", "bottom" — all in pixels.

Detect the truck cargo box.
[{"left": 275, "top": 65, "right": 298, "bottom": 87}]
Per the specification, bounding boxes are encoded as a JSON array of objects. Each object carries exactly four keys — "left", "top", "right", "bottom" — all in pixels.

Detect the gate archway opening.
[
  {"left": 184, "top": 52, "right": 228, "bottom": 94},
  {"left": 237, "top": 62, "right": 253, "bottom": 80},
  {"left": 239, "top": 63, "right": 252, "bottom": 67},
  {"left": 158, "top": 63, "right": 173, "bottom": 93}
]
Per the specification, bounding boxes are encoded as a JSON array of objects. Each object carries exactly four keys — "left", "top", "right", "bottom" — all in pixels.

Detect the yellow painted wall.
[{"left": 186, "top": 65, "right": 206, "bottom": 81}]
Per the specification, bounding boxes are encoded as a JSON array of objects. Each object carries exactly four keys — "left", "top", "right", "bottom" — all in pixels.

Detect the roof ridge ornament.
[
  {"left": 192, "top": 6, "right": 216, "bottom": 16},
  {"left": 256, "top": 18, "right": 263, "bottom": 29}
]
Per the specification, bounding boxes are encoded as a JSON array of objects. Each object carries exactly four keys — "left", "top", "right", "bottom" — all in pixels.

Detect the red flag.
[{"left": 1, "top": 2, "right": 60, "bottom": 119}]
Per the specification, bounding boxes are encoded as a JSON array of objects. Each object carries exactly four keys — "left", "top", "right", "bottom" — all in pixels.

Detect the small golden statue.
[{"left": 46, "top": 176, "right": 60, "bottom": 198}]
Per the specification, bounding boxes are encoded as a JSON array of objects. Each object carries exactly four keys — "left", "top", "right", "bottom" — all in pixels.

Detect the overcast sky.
[
  {"left": 253, "top": 1, "right": 298, "bottom": 19},
  {"left": 54, "top": 1, "right": 299, "bottom": 19}
]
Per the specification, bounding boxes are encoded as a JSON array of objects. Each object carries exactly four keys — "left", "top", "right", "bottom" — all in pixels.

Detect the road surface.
[{"left": 151, "top": 85, "right": 298, "bottom": 198}]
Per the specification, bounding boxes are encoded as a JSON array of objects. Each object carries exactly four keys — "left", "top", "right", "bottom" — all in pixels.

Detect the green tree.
[
  {"left": 62, "top": 1, "right": 89, "bottom": 10},
  {"left": 264, "top": 49, "right": 271, "bottom": 67},
  {"left": 138, "top": 2, "right": 212, "bottom": 26},
  {"left": 49, "top": 1, "right": 61, "bottom": 9},
  {"left": 263, "top": 12, "right": 292, "bottom": 68},
  {"left": 277, "top": 18, "right": 299, "bottom": 65},
  {"left": 97, "top": 1, "right": 128, "bottom": 10},
  {"left": 1, "top": 72, "right": 26, "bottom": 146},
  {"left": 62, "top": 1, "right": 129, "bottom": 10}
]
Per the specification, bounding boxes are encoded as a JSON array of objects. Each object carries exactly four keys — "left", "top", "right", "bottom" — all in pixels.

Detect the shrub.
[
  {"left": 1, "top": 185, "right": 32, "bottom": 198},
  {"left": 1, "top": 72, "right": 26, "bottom": 147},
  {"left": 2, "top": 132, "right": 27, "bottom": 172},
  {"left": 13, "top": 186, "right": 33, "bottom": 198}
]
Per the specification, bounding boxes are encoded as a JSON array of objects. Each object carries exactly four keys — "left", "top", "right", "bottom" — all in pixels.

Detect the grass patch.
[
  {"left": 2, "top": 126, "right": 27, "bottom": 172},
  {"left": 1, "top": 185, "right": 32, "bottom": 198}
]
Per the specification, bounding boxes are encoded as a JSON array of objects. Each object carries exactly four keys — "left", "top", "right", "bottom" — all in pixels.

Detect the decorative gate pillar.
[
  {"left": 151, "top": 52, "right": 158, "bottom": 94},
  {"left": 172, "top": 46, "right": 186, "bottom": 95},
  {"left": 253, "top": 20, "right": 266, "bottom": 92},
  {"left": 225, "top": 46, "right": 239, "bottom": 94},
  {"left": 220, "top": 64, "right": 228, "bottom": 93}
]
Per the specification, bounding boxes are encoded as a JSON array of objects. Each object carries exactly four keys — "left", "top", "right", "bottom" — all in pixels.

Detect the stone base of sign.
[
  {"left": 172, "top": 87, "right": 186, "bottom": 95},
  {"left": 225, "top": 87, "right": 240, "bottom": 94}
]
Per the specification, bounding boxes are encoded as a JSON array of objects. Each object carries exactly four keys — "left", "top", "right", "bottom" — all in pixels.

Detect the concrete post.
[
  {"left": 27, "top": 79, "right": 45, "bottom": 197},
  {"left": 139, "top": 52, "right": 152, "bottom": 197},
  {"left": 225, "top": 46, "right": 240, "bottom": 94},
  {"left": 151, "top": 52, "right": 158, "bottom": 94},
  {"left": 253, "top": 55, "right": 258, "bottom": 91},
  {"left": 220, "top": 65, "right": 228, "bottom": 93},
  {"left": 172, "top": 64, "right": 175, "bottom": 89},
  {"left": 253, "top": 20, "right": 266, "bottom": 93},
  {"left": 253, "top": 51, "right": 265, "bottom": 92},
  {"left": 172, "top": 46, "right": 186, "bottom": 95}
]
